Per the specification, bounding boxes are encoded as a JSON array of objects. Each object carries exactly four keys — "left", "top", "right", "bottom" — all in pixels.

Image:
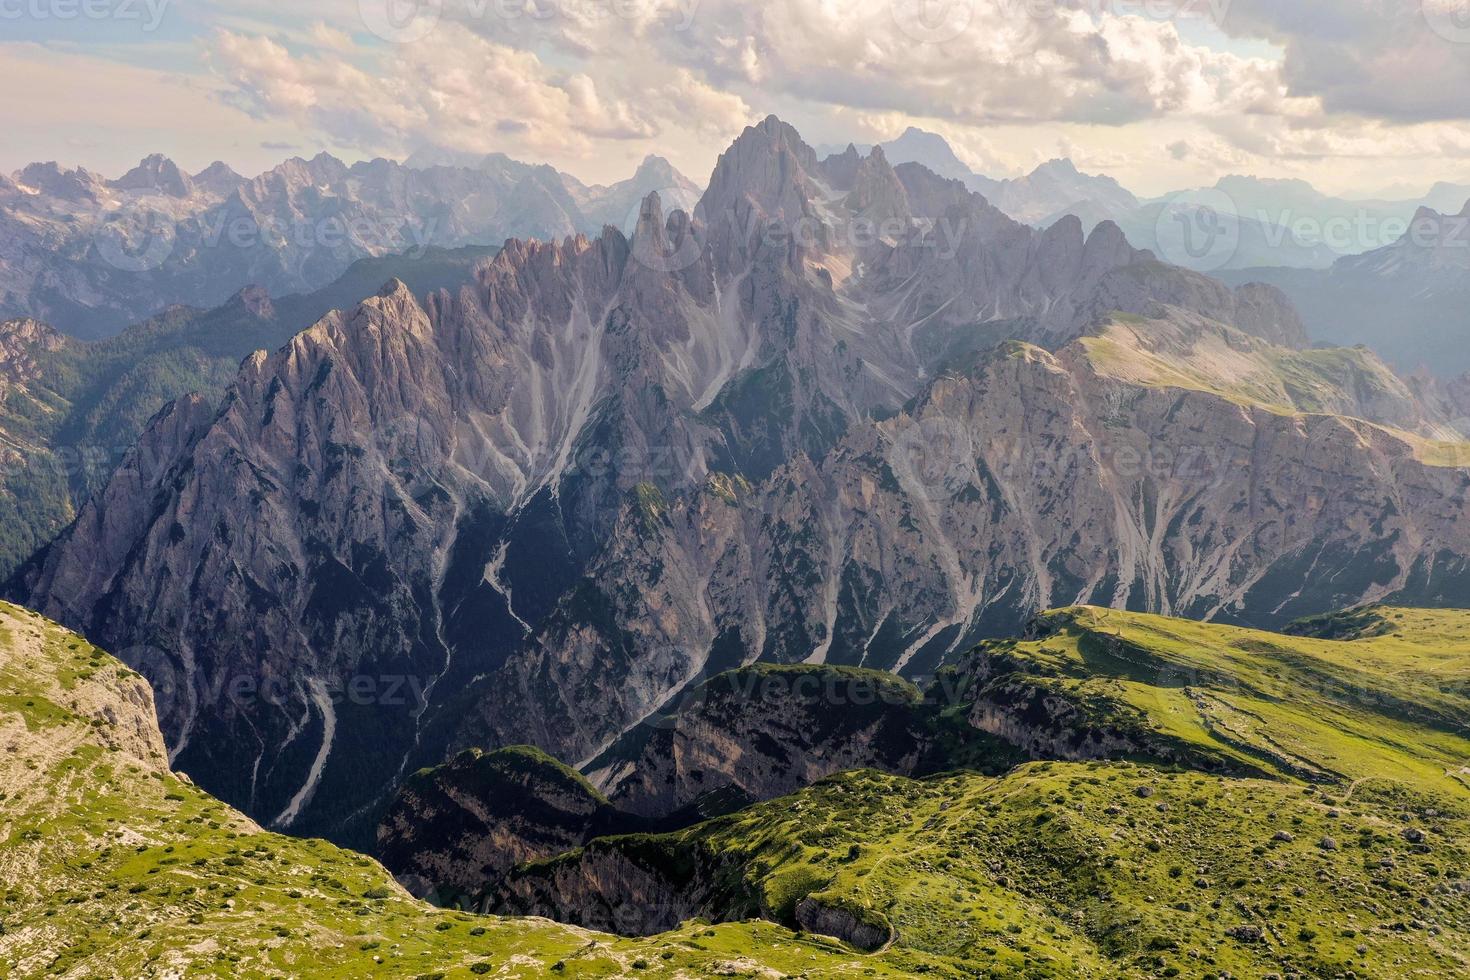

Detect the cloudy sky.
[{"left": 2, "top": 0, "right": 1469, "bottom": 197}]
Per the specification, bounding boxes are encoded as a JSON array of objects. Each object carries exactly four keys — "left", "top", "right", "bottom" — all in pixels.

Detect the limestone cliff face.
[
  {"left": 0, "top": 600, "right": 169, "bottom": 774},
  {"left": 490, "top": 840, "right": 746, "bottom": 936},
  {"left": 14, "top": 118, "right": 1469, "bottom": 840}
]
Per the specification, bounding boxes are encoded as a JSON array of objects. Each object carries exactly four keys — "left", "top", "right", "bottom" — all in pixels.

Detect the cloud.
[
  {"left": 70, "top": 0, "right": 1466, "bottom": 194},
  {"left": 206, "top": 26, "right": 750, "bottom": 165},
  {"left": 439, "top": 0, "right": 1272, "bottom": 127},
  {"left": 1219, "top": 0, "right": 1470, "bottom": 124}
]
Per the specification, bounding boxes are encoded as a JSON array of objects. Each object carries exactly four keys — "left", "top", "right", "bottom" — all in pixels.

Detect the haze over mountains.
[
  {"left": 861, "top": 127, "right": 1469, "bottom": 273},
  {"left": 5, "top": 116, "right": 1469, "bottom": 850},
  {"left": 1224, "top": 200, "right": 1470, "bottom": 377},
  {"left": 0, "top": 150, "right": 700, "bottom": 339}
]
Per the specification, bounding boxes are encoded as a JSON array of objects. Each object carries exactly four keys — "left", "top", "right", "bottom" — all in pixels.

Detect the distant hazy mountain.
[
  {"left": 1420, "top": 181, "right": 1470, "bottom": 215},
  {"left": 0, "top": 151, "right": 700, "bottom": 339},
  {"left": 991, "top": 158, "right": 1139, "bottom": 224},
  {"left": 823, "top": 128, "right": 1134, "bottom": 226},
  {"left": 865, "top": 126, "right": 1002, "bottom": 197},
  {"left": 849, "top": 129, "right": 1464, "bottom": 274},
  {"left": 1220, "top": 200, "right": 1470, "bottom": 376}
]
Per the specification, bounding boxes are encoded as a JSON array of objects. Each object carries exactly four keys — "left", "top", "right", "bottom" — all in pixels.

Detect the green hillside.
[
  {"left": 949, "top": 605, "right": 1470, "bottom": 794},
  {"left": 498, "top": 605, "right": 1470, "bottom": 978},
  {"left": 0, "top": 600, "right": 916, "bottom": 979},
  {"left": 5, "top": 598, "right": 1470, "bottom": 978}
]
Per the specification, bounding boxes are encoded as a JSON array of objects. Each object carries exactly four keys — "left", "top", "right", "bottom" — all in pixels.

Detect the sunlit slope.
[
  {"left": 0, "top": 600, "right": 923, "bottom": 979},
  {"left": 498, "top": 606, "right": 1470, "bottom": 979},
  {"left": 951, "top": 605, "right": 1470, "bottom": 795},
  {"left": 1079, "top": 311, "right": 1470, "bottom": 463}
]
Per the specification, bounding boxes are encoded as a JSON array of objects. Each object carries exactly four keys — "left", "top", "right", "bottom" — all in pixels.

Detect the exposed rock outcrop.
[
  {"left": 377, "top": 746, "right": 636, "bottom": 900},
  {"left": 594, "top": 665, "right": 935, "bottom": 819}
]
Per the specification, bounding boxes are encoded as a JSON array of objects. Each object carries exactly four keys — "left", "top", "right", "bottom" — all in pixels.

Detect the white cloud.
[
  {"left": 15, "top": 0, "right": 1470, "bottom": 195},
  {"left": 207, "top": 27, "right": 750, "bottom": 167}
]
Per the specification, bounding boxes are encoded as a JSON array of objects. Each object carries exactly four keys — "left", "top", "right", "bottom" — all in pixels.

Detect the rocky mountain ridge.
[
  {"left": 0, "top": 150, "right": 699, "bottom": 339},
  {"left": 1221, "top": 198, "right": 1470, "bottom": 376},
  {"left": 10, "top": 116, "right": 1464, "bottom": 844}
]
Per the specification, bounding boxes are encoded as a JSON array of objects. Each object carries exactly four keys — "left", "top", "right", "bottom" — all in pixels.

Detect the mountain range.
[
  {"left": 864, "top": 127, "right": 1470, "bottom": 273},
  {"left": 0, "top": 151, "right": 699, "bottom": 339},
  {"left": 1222, "top": 201, "right": 1470, "bottom": 377},
  {"left": 8, "top": 116, "right": 1470, "bottom": 851}
]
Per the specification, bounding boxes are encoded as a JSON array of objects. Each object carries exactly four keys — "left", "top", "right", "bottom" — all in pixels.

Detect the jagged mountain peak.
[
  {"left": 227, "top": 283, "right": 275, "bottom": 320},
  {"left": 883, "top": 127, "right": 975, "bottom": 181},
  {"left": 1033, "top": 157, "right": 1081, "bottom": 176},
  {"left": 713, "top": 115, "right": 821, "bottom": 183},
  {"left": 1081, "top": 218, "right": 1137, "bottom": 268},
  {"left": 632, "top": 154, "right": 679, "bottom": 181},
  {"left": 1411, "top": 204, "right": 1443, "bottom": 225},
  {"left": 15, "top": 161, "right": 105, "bottom": 201},
  {"left": 112, "top": 153, "right": 193, "bottom": 198},
  {"left": 17, "top": 114, "right": 1427, "bottom": 843},
  {"left": 630, "top": 190, "right": 672, "bottom": 249},
  {"left": 192, "top": 160, "right": 244, "bottom": 189}
]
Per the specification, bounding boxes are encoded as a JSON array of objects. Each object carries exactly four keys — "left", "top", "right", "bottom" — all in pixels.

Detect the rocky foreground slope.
[
  {"left": 11, "top": 117, "right": 1470, "bottom": 841},
  {"left": 378, "top": 665, "right": 1021, "bottom": 898}
]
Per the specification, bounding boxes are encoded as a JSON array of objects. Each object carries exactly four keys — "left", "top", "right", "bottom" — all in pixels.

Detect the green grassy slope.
[
  {"left": 0, "top": 600, "right": 919, "bottom": 979},
  {"left": 951, "top": 605, "right": 1470, "bottom": 795},
  {"left": 524, "top": 763, "right": 1468, "bottom": 978},
  {"left": 499, "top": 605, "right": 1470, "bottom": 978},
  {"left": 1078, "top": 313, "right": 1470, "bottom": 463}
]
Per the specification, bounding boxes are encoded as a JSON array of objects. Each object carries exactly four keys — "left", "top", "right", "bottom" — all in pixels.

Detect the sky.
[{"left": 2, "top": 0, "right": 1469, "bottom": 198}]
